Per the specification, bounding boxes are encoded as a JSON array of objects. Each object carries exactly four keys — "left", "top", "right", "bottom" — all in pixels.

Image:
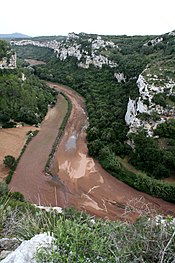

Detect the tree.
[{"left": 3, "top": 155, "right": 15, "bottom": 169}]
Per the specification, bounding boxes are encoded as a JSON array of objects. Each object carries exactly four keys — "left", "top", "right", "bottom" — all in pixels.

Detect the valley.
[
  {"left": 1, "top": 31, "right": 175, "bottom": 220},
  {"left": 9, "top": 78, "right": 175, "bottom": 220}
]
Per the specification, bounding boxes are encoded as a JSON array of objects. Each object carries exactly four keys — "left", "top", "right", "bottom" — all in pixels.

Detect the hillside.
[
  {"left": 12, "top": 30, "right": 175, "bottom": 202},
  {"left": 0, "top": 41, "right": 57, "bottom": 127},
  {"left": 0, "top": 31, "right": 175, "bottom": 262},
  {"left": 0, "top": 194, "right": 175, "bottom": 262},
  {"left": 0, "top": 33, "right": 30, "bottom": 39}
]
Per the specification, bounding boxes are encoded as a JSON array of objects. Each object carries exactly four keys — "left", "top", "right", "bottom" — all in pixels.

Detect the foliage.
[
  {"left": 0, "top": 195, "right": 175, "bottom": 262},
  {"left": 3, "top": 155, "right": 15, "bottom": 169},
  {"left": 152, "top": 93, "right": 167, "bottom": 107},
  {"left": 14, "top": 45, "right": 55, "bottom": 62},
  {"left": 0, "top": 68, "right": 56, "bottom": 126},
  {"left": 0, "top": 40, "right": 11, "bottom": 59},
  {"left": 154, "top": 119, "right": 175, "bottom": 138},
  {"left": 0, "top": 182, "right": 8, "bottom": 195},
  {"left": 129, "top": 132, "right": 175, "bottom": 179},
  {"left": 98, "top": 142, "right": 175, "bottom": 202}
]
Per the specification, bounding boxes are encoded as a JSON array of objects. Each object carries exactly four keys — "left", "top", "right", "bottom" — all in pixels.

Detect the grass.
[
  {"left": 116, "top": 156, "right": 142, "bottom": 175},
  {"left": 0, "top": 192, "right": 175, "bottom": 262}
]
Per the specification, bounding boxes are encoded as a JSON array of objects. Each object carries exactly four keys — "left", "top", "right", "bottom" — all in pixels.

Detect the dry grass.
[{"left": 0, "top": 126, "right": 39, "bottom": 181}]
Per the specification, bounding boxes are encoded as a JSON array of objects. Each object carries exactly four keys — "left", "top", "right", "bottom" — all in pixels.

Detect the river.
[{"left": 9, "top": 77, "right": 175, "bottom": 221}]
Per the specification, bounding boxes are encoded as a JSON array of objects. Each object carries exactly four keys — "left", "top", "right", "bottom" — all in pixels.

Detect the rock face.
[
  {"left": 1, "top": 233, "right": 54, "bottom": 263},
  {"left": 0, "top": 52, "right": 16, "bottom": 69},
  {"left": 144, "top": 36, "right": 163, "bottom": 47},
  {"left": 12, "top": 33, "right": 119, "bottom": 69},
  {"left": 0, "top": 238, "right": 21, "bottom": 261},
  {"left": 125, "top": 70, "right": 175, "bottom": 137},
  {"left": 114, "top": 72, "right": 125, "bottom": 83}
]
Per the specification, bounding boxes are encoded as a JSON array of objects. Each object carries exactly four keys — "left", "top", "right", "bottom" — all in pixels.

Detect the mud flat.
[
  {"left": 47, "top": 83, "right": 175, "bottom": 221},
  {"left": 8, "top": 78, "right": 175, "bottom": 221},
  {"left": 9, "top": 93, "right": 68, "bottom": 206}
]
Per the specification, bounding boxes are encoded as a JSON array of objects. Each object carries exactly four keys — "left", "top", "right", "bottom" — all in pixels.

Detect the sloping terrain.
[
  {"left": 9, "top": 93, "right": 68, "bottom": 205},
  {"left": 7, "top": 30, "right": 175, "bottom": 217}
]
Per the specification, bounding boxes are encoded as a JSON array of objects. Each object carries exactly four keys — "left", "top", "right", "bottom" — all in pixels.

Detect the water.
[{"left": 65, "top": 133, "right": 77, "bottom": 150}]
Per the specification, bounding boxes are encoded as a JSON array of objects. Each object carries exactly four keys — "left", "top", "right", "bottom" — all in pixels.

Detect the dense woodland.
[
  {"left": 3, "top": 31, "right": 175, "bottom": 201},
  {"left": 0, "top": 69, "right": 57, "bottom": 126},
  {"left": 0, "top": 40, "right": 12, "bottom": 59}
]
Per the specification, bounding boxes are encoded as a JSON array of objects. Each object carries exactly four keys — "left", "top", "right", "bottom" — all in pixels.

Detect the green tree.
[{"left": 3, "top": 155, "right": 16, "bottom": 169}]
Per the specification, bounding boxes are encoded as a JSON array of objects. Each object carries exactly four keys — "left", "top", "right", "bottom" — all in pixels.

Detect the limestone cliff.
[{"left": 125, "top": 67, "right": 175, "bottom": 137}]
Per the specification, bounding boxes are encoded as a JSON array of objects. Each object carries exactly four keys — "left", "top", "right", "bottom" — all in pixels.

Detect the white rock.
[
  {"left": 1, "top": 233, "right": 54, "bottom": 263},
  {"left": 114, "top": 72, "right": 125, "bottom": 83},
  {"left": 137, "top": 97, "right": 147, "bottom": 113},
  {"left": 34, "top": 204, "right": 63, "bottom": 213},
  {"left": 137, "top": 74, "right": 150, "bottom": 99},
  {"left": 125, "top": 98, "right": 137, "bottom": 125},
  {"left": 125, "top": 71, "right": 175, "bottom": 137},
  {"left": 144, "top": 37, "right": 163, "bottom": 46}
]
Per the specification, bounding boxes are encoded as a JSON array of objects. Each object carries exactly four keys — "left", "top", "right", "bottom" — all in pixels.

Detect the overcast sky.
[{"left": 1, "top": 0, "right": 175, "bottom": 37}]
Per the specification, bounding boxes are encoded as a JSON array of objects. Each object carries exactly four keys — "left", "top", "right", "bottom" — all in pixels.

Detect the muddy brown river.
[{"left": 10, "top": 81, "right": 175, "bottom": 221}]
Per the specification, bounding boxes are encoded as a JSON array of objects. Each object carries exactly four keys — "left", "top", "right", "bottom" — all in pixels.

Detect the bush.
[
  {"left": 0, "top": 182, "right": 8, "bottom": 195},
  {"left": 3, "top": 155, "right": 16, "bottom": 169},
  {"left": 10, "top": 192, "right": 25, "bottom": 202}
]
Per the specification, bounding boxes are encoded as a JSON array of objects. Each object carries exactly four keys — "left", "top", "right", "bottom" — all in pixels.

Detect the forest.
[
  {"left": 0, "top": 68, "right": 57, "bottom": 127},
  {"left": 0, "top": 40, "right": 12, "bottom": 59}
]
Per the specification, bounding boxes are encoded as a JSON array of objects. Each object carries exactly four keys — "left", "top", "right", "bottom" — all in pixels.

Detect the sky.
[{"left": 1, "top": 0, "right": 175, "bottom": 37}]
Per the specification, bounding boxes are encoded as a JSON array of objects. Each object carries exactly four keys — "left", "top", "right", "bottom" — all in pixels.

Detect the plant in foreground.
[{"left": 0, "top": 196, "right": 175, "bottom": 262}]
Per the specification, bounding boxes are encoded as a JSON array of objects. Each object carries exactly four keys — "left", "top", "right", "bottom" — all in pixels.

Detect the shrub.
[
  {"left": 10, "top": 192, "right": 25, "bottom": 202},
  {"left": 3, "top": 155, "right": 16, "bottom": 169}
]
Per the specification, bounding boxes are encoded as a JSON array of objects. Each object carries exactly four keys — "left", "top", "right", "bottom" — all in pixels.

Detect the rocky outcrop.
[
  {"left": 1, "top": 233, "right": 54, "bottom": 263},
  {"left": 0, "top": 238, "right": 21, "bottom": 261},
  {"left": 12, "top": 34, "right": 118, "bottom": 69},
  {"left": 114, "top": 72, "right": 125, "bottom": 83},
  {"left": 125, "top": 72, "right": 175, "bottom": 137},
  {"left": 0, "top": 52, "right": 16, "bottom": 69},
  {"left": 144, "top": 36, "right": 163, "bottom": 47},
  {"left": 34, "top": 204, "right": 63, "bottom": 213}
]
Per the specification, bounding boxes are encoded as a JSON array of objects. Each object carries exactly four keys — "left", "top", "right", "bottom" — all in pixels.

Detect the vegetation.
[
  {"left": 129, "top": 132, "right": 175, "bottom": 179},
  {"left": 15, "top": 45, "right": 55, "bottom": 62},
  {"left": 14, "top": 31, "right": 175, "bottom": 201},
  {"left": 0, "top": 193, "right": 175, "bottom": 262},
  {"left": 3, "top": 155, "right": 15, "bottom": 169},
  {"left": 155, "top": 119, "right": 175, "bottom": 139},
  {"left": 0, "top": 68, "right": 57, "bottom": 126},
  {"left": 0, "top": 40, "right": 12, "bottom": 59}
]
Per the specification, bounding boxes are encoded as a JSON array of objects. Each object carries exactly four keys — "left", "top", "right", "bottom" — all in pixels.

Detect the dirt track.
[{"left": 9, "top": 81, "right": 175, "bottom": 221}]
